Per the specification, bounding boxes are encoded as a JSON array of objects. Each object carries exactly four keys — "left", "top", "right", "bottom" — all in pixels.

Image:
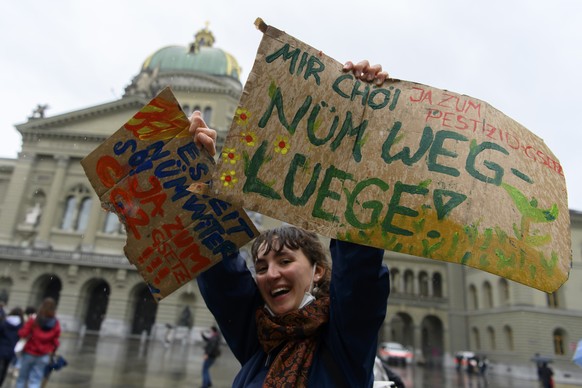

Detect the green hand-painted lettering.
[
  {"left": 427, "top": 130, "right": 468, "bottom": 177},
  {"left": 312, "top": 165, "right": 353, "bottom": 222},
  {"left": 344, "top": 178, "right": 390, "bottom": 229},
  {"left": 283, "top": 153, "right": 321, "bottom": 206},
  {"left": 242, "top": 141, "right": 281, "bottom": 200}
]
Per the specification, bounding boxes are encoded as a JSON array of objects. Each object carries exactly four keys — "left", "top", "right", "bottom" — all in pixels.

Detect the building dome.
[
  {"left": 123, "top": 24, "right": 243, "bottom": 99},
  {"left": 141, "top": 27, "right": 241, "bottom": 80}
]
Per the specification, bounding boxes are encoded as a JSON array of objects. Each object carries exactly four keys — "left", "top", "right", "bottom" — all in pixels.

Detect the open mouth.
[{"left": 271, "top": 287, "right": 290, "bottom": 298}]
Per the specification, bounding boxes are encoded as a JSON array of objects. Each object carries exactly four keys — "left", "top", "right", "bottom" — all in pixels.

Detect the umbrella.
[
  {"left": 573, "top": 340, "right": 582, "bottom": 368},
  {"left": 530, "top": 354, "right": 554, "bottom": 364}
]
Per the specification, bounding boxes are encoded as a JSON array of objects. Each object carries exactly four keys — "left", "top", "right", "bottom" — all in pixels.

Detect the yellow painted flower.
[
  {"left": 221, "top": 148, "right": 239, "bottom": 164},
  {"left": 274, "top": 135, "right": 290, "bottom": 155},
  {"left": 235, "top": 108, "right": 251, "bottom": 126},
  {"left": 220, "top": 170, "right": 238, "bottom": 187},
  {"left": 240, "top": 131, "right": 257, "bottom": 147}
]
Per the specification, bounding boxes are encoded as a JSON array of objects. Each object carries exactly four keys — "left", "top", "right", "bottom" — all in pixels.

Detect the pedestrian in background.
[
  {"left": 10, "top": 306, "right": 37, "bottom": 379},
  {"left": 0, "top": 307, "right": 24, "bottom": 386},
  {"left": 538, "top": 362, "right": 554, "bottom": 388},
  {"left": 16, "top": 298, "right": 60, "bottom": 388},
  {"left": 201, "top": 325, "right": 221, "bottom": 388}
]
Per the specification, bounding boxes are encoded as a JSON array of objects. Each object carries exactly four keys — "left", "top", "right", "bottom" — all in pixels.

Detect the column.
[
  {"left": 35, "top": 155, "right": 69, "bottom": 248},
  {"left": 80, "top": 191, "right": 103, "bottom": 251},
  {"left": 0, "top": 156, "right": 35, "bottom": 244},
  {"left": 428, "top": 272, "right": 434, "bottom": 297},
  {"left": 413, "top": 324, "right": 423, "bottom": 362}
]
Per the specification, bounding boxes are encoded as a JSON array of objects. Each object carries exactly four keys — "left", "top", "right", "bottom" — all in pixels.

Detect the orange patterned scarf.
[{"left": 255, "top": 296, "right": 330, "bottom": 388}]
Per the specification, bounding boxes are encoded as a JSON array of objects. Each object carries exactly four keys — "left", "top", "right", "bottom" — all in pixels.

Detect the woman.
[
  {"left": 192, "top": 61, "right": 391, "bottom": 386},
  {"left": 0, "top": 307, "right": 24, "bottom": 387},
  {"left": 16, "top": 298, "right": 60, "bottom": 388}
]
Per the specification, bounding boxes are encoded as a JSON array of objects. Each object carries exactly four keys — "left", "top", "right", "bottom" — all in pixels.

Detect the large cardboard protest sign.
[
  {"left": 81, "top": 88, "right": 258, "bottom": 301},
  {"left": 210, "top": 19, "right": 571, "bottom": 292}
]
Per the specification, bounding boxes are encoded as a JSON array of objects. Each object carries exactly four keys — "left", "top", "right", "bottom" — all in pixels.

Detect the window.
[
  {"left": 60, "top": 184, "right": 92, "bottom": 231},
  {"left": 469, "top": 284, "right": 478, "bottom": 310},
  {"left": 547, "top": 291, "right": 560, "bottom": 308},
  {"left": 203, "top": 106, "right": 212, "bottom": 124},
  {"left": 77, "top": 198, "right": 92, "bottom": 232},
  {"left": 404, "top": 270, "right": 414, "bottom": 294},
  {"left": 483, "top": 281, "right": 493, "bottom": 308},
  {"left": 487, "top": 326, "right": 496, "bottom": 350},
  {"left": 432, "top": 272, "right": 443, "bottom": 298},
  {"left": 472, "top": 327, "right": 481, "bottom": 350},
  {"left": 103, "top": 212, "right": 124, "bottom": 234},
  {"left": 390, "top": 269, "right": 400, "bottom": 293},
  {"left": 504, "top": 325, "right": 514, "bottom": 351},
  {"left": 553, "top": 328, "right": 567, "bottom": 355},
  {"left": 419, "top": 271, "right": 429, "bottom": 297},
  {"left": 499, "top": 278, "right": 510, "bottom": 305}
]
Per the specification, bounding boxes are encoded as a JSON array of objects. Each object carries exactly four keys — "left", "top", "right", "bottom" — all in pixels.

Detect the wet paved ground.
[{"left": 3, "top": 333, "right": 580, "bottom": 387}]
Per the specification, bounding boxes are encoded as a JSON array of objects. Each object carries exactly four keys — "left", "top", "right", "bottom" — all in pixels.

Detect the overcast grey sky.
[{"left": 1, "top": 0, "right": 580, "bottom": 211}]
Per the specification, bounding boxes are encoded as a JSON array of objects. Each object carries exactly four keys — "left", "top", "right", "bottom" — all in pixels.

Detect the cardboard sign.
[
  {"left": 81, "top": 88, "right": 258, "bottom": 301},
  {"left": 210, "top": 19, "right": 571, "bottom": 292}
]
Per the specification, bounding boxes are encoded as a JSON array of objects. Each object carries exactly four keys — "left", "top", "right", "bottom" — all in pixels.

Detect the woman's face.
[{"left": 254, "top": 241, "right": 323, "bottom": 315}]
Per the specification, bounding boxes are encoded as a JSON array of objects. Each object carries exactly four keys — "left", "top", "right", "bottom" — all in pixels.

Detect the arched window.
[
  {"left": 77, "top": 197, "right": 92, "bottom": 232},
  {"left": 404, "top": 270, "right": 414, "bottom": 294},
  {"left": 469, "top": 284, "right": 478, "bottom": 310},
  {"left": 432, "top": 272, "right": 443, "bottom": 297},
  {"left": 203, "top": 106, "right": 212, "bottom": 124},
  {"left": 553, "top": 328, "right": 567, "bottom": 355},
  {"left": 547, "top": 291, "right": 560, "bottom": 308},
  {"left": 487, "top": 326, "right": 496, "bottom": 350},
  {"left": 61, "top": 196, "right": 78, "bottom": 230},
  {"left": 499, "top": 278, "right": 510, "bottom": 305},
  {"left": 504, "top": 325, "right": 514, "bottom": 351},
  {"left": 483, "top": 281, "right": 493, "bottom": 308},
  {"left": 390, "top": 268, "right": 400, "bottom": 293},
  {"left": 182, "top": 104, "right": 190, "bottom": 116},
  {"left": 103, "top": 212, "right": 123, "bottom": 234},
  {"left": 472, "top": 327, "right": 481, "bottom": 350},
  {"left": 60, "top": 184, "right": 92, "bottom": 232},
  {"left": 419, "top": 271, "right": 429, "bottom": 297}
]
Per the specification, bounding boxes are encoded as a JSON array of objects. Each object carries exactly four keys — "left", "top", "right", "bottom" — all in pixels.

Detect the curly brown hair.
[{"left": 250, "top": 226, "right": 331, "bottom": 298}]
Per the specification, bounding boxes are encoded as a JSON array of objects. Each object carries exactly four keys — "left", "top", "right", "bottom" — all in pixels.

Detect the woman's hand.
[
  {"left": 188, "top": 111, "right": 217, "bottom": 157},
  {"left": 343, "top": 60, "right": 389, "bottom": 86}
]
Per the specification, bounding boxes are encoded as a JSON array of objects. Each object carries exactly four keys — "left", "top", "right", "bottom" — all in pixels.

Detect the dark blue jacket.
[
  {"left": 198, "top": 239, "right": 390, "bottom": 387},
  {"left": 0, "top": 315, "right": 23, "bottom": 360}
]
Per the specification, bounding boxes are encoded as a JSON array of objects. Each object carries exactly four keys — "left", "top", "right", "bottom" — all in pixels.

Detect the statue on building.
[
  {"left": 29, "top": 104, "right": 49, "bottom": 119},
  {"left": 24, "top": 202, "right": 42, "bottom": 226},
  {"left": 123, "top": 67, "right": 159, "bottom": 98}
]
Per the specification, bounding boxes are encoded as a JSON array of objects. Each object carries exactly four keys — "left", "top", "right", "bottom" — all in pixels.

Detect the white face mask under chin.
[
  {"left": 264, "top": 264, "right": 318, "bottom": 316},
  {"left": 299, "top": 263, "right": 318, "bottom": 308}
]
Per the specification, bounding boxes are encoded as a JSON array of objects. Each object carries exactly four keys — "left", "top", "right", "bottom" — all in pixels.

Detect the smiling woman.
[
  {"left": 197, "top": 224, "right": 390, "bottom": 387},
  {"left": 251, "top": 227, "right": 330, "bottom": 316},
  {"left": 192, "top": 61, "right": 391, "bottom": 386}
]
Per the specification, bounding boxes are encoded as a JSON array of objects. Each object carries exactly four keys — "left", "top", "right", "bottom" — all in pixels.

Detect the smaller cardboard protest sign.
[
  {"left": 209, "top": 19, "right": 571, "bottom": 292},
  {"left": 81, "top": 88, "right": 258, "bottom": 301}
]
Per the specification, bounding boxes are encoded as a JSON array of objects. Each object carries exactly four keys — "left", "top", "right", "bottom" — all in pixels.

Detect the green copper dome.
[{"left": 141, "top": 26, "right": 241, "bottom": 80}]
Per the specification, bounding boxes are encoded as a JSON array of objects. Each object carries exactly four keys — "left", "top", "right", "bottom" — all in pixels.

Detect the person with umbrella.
[{"left": 538, "top": 362, "right": 554, "bottom": 388}]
